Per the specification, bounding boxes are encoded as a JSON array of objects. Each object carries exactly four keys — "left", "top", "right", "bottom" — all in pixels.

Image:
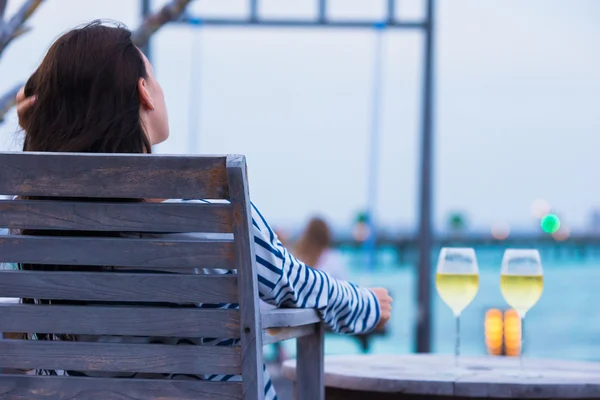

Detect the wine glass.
[
  {"left": 435, "top": 247, "right": 480, "bottom": 367},
  {"left": 500, "top": 249, "right": 544, "bottom": 369}
]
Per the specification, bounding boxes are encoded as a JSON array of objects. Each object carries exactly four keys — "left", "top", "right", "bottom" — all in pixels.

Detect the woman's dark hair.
[
  {"left": 19, "top": 21, "right": 151, "bottom": 281},
  {"left": 23, "top": 20, "right": 151, "bottom": 154}
]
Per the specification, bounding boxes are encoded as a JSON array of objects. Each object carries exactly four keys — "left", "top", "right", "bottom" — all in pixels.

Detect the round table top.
[{"left": 282, "top": 354, "right": 600, "bottom": 398}]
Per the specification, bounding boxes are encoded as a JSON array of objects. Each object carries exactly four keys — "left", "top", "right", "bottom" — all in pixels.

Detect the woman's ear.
[{"left": 138, "top": 77, "right": 154, "bottom": 111}]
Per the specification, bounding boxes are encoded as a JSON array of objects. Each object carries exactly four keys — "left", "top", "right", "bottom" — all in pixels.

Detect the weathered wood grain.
[
  {"left": 227, "top": 155, "right": 264, "bottom": 400},
  {"left": 0, "top": 341, "right": 241, "bottom": 375},
  {"left": 0, "top": 304, "right": 240, "bottom": 337},
  {"left": 262, "top": 324, "right": 316, "bottom": 345},
  {"left": 0, "top": 270, "right": 238, "bottom": 303},
  {"left": 0, "top": 152, "right": 277, "bottom": 399},
  {"left": 0, "top": 200, "right": 233, "bottom": 233},
  {"left": 296, "top": 323, "right": 325, "bottom": 400},
  {"left": 0, "top": 374, "right": 242, "bottom": 400},
  {"left": 324, "top": 388, "right": 530, "bottom": 400},
  {"left": 283, "top": 355, "right": 600, "bottom": 399},
  {"left": 0, "top": 236, "right": 234, "bottom": 269},
  {"left": 0, "top": 152, "right": 229, "bottom": 199},
  {"left": 324, "top": 388, "right": 600, "bottom": 400},
  {"left": 261, "top": 308, "right": 320, "bottom": 329}
]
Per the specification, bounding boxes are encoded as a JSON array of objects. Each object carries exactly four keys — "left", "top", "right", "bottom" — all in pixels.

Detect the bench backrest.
[{"left": 0, "top": 152, "right": 264, "bottom": 400}]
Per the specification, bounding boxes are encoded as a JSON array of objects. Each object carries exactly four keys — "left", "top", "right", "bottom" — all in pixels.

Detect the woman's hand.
[
  {"left": 370, "top": 287, "right": 392, "bottom": 330},
  {"left": 16, "top": 86, "right": 36, "bottom": 130}
]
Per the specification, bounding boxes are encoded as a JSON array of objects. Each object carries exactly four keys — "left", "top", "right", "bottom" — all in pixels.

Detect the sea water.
[{"left": 275, "top": 246, "right": 600, "bottom": 362}]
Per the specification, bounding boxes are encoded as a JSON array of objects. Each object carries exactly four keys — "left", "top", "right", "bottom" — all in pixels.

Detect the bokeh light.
[
  {"left": 504, "top": 309, "right": 522, "bottom": 356},
  {"left": 541, "top": 214, "right": 561, "bottom": 234},
  {"left": 484, "top": 309, "right": 503, "bottom": 355},
  {"left": 491, "top": 222, "right": 510, "bottom": 240},
  {"left": 352, "top": 223, "right": 370, "bottom": 242},
  {"left": 530, "top": 199, "right": 551, "bottom": 219}
]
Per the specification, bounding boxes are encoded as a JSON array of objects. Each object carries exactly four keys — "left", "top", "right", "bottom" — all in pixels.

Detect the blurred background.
[{"left": 0, "top": 0, "right": 599, "bottom": 363}]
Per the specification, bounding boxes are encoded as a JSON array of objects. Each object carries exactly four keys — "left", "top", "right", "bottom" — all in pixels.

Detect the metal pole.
[
  {"left": 178, "top": 16, "right": 425, "bottom": 29},
  {"left": 365, "top": 24, "right": 385, "bottom": 274},
  {"left": 140, "top": 0, "right": 151, "bottom": 60},
  {"left": 386, "top": 0, "right": 395, "bottom": 24},
  {"left": 318, "top": 0, "right": 326, "bottom": 23},
  {"left": 250, "top": 0, "right": 258, "bottom": 22},
  {"left": 415, "top": 0, "right": 435, "bottom": 353}
]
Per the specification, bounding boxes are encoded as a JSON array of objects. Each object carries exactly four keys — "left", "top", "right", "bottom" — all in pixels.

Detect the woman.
[
  {"left": 15, "top": 21, "right": 392, "bottom": 400},
  {"left": 294, "top": 217, "right": 349, "bottom": 281}
]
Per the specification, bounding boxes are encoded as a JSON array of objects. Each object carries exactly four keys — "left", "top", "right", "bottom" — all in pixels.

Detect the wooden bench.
[{"left": 0, "top": 152, "right": 325, "bottom": 400}]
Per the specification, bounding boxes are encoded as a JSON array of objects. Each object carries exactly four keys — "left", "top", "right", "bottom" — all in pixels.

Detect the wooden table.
[{"left": 282, "top": 354, "right": 600, "bottom": 399}]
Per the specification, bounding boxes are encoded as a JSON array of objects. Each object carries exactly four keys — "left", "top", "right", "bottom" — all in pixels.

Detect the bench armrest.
[
  {"left": 261, "top": 308, "right": 320, "bottom": 329},
  {"left": 262, "top": 324, "right": 316, "bottom": 345},
  {"left": 261, "top": 309, "right": 321, "bottom": 345}
]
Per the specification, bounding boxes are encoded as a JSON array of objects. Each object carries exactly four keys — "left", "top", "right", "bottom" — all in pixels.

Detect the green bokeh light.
[{"left": 541, "top": 214, "right": 560, "bottom": 234}]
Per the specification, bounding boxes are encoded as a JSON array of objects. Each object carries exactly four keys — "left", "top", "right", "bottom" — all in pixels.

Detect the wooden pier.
[{"left": 334, "top": 233, "right": 600, "bottom": 264}]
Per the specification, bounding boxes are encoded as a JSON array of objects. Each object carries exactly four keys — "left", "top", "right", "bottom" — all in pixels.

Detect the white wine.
[
  {"left": 436, "top": 273, "right": 479, "bottom": 316},
  {"left": 500, "top": 274, "right": 543, "bottom": 316}
]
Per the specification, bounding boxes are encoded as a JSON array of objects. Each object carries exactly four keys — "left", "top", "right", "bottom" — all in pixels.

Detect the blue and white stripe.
[{"left": 176, "top": 200, "right": 381, "bottom": 400}]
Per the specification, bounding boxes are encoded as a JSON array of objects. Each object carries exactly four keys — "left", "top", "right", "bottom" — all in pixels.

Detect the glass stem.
[
  {"left": 520, "top": 315, "right": 525, "bottom": 369},
  {"left": 455, "top": 314, "right": 460, "bottom": 367}
]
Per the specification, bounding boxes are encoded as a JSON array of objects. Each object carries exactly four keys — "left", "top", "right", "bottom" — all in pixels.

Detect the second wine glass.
[
  {"left": 435, "top": 247, "right": 480, "bottom": 367},
  {"left": 500, "top": 249, "right": 544, "bottom": 370}
]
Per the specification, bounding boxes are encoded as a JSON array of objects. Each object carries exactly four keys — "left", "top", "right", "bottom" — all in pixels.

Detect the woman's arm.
[{"left": 251, "top": 202, "right": 391, "bottom": 334}]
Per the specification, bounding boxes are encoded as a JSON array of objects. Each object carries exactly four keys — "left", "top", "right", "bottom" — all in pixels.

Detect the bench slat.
[
  {"left": 0, "top": 200, "right": 233, "bottom": 233},
  {"left": 0, "top": 304, "right": 240, "bottom": 337},
  {"left": 0, "top": 236, "right": 234, "bottom": 269},
  {"left": 0, "top": 152, "right": 229, "bottom": 199},
  {"left": 0, "top": 375, "right": 242, "bottom": 400},
  {"left": 0, "top": 341, "right": 241, "bottom": 375},
  {"left": 0, "top": 271, "right": 238, "bottom": 303}
]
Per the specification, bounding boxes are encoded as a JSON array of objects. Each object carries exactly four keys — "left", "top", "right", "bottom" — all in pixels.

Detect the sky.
[{"left": 0, "top": 0, "right": 598, "bottom": 234}]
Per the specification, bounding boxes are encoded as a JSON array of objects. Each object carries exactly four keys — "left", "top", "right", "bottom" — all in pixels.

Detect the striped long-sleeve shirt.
[
  {"left": 26, "top": 199, "right": 381, "bottom": 400},
  {"left": 181, "top": 200, "right": 381, "bottom": 400}
]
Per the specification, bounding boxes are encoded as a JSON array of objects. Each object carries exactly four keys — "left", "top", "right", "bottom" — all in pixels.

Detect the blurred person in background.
[{"left": 294, "top": 217, "right": 349, "bottom": 281}]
